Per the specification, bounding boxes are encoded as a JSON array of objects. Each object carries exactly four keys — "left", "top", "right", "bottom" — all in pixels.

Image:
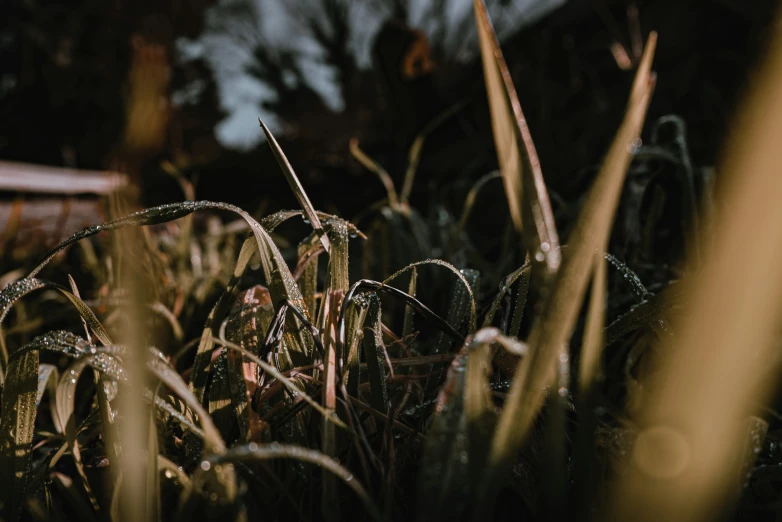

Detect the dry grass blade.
[
  {"left": 473, "top": 0, "right": 560, "bottom": 276},
  {"left": 217, "top": 339, "right": 347, "bottom": 430},
  {"left": 571, "top": 249, "right": 607, "bottom": 519},
  {"left": 447, "top": 171, "right": 501, "bottom": 258},
  {"left": 259, "top": 118, "right": 331, "bottom": 252},
  {"left": 148, "top": 358, "right": 226, "bottom": 454},
  {"left": 320, "top": 222, "right": 350, "bottom": 520},
  {"left": 608, "top": 15, "right": 782, "bottom": 521},
  {"left": 350, "top": 139, "right": 399, "bottom": 209},
  {"left": 579, "top": 250, "right": 608, "bottom": 392},
  {"left": 401, "top": 101, "right": 467, "bottom": 205},
  {"left": 482, "top": 32, "right": 657, "bottom": 505}
]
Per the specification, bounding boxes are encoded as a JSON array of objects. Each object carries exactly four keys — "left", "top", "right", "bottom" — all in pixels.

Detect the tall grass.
[{"left": 2, "top": 3, "right": 782, "bottom": 522}]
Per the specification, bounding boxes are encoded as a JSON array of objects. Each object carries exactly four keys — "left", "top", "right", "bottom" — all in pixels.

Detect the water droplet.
[
  {"left": 200, "top": 460, "right": 211, "bottom": 471},
  {"left": 541, "top": 242, "right": 550, "bottom": 253},
  {"left": 535, "top": 251, "right": 545, "bottom": 262}
]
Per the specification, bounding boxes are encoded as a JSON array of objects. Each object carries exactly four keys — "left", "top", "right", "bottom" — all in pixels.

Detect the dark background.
[{"left": 0, "top": 0, "right": 777, "bottom": 246}]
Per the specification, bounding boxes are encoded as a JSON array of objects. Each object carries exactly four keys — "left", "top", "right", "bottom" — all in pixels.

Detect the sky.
[{"left": 177, "top": 0, "right": 565, "bottom": 150}]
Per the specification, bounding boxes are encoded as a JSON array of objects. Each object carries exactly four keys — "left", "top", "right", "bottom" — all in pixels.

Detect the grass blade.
[
  {"left": 608, "top": 17, "right": 782, "bottom": 521},
  {"left": 205, "top": 443, "right": 382, "bottom": 522},
  {"left": 362, "top": 293, "right": 388, "bottom": 412},
  {"left": 481, "top": 32, "right": 657, "bottom": 510},
  {"left": 0, "top": 349, "right": 39, "bottom": 520},
  {"left": 259, "top": 118, "right": 331, "bottom": 253},
  {"left": 473, "top": 0, "right": 560, "bottom": 277}
]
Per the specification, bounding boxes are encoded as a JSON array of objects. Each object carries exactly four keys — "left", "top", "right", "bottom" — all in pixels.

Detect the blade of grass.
[
  {"left": 479, "top": 33, "right": 657, "bottom": 513},
  {"left": 204, "top": 443, "right": 382, "bottom": 521},
  {"left": 350, "top": 139, "right": 399, "bottom": 210},
  {"left": 259, "top": 118, "right": 331, "bottom": 253},
  {"left": 0, "top": 348, "right": 39, "bottom": 520},
  {"left": 320, "top": 222, "right": 350, "bottom": 520},
  {"left": 362, "top": 293, "right": 388, "bottom": 412},
  {"left": 401, "top": 100, "right": 468, "bottom": 205},
  {"left": 608, "top": 15, "right": 782, "bottom": 520},
  {"left": 473, "top": 0, "right": 560, "bottom": 277}
]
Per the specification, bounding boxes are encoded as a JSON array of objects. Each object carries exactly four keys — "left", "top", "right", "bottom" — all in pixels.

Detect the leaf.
[
  {"left": 217, "top": 339, "right": 347, "bottom": 430},
  {"left": 320, "top": 221, "right": 351, "bottom": 519},
  {"left": 362, "top": 293, "right": 388, "bottom": 412},
  {"left": 473, "top": 0, "right": 560, "bottom": 277},
  {"left": 0, "top": 348, "right": 39, "bottom": 520},
  {"left": 425, "top": 268, "right": 481, "bottom": 395},
  {"left": 259, "top": 118, "right": 331, "bottom": 253},
  {"left": 418, "top": 328, "right": 508, "bottom": 521},
  {"left": 482, "top": 32, "right": 657, "bottom": 508},
  {"left": 383, "top": 259, "right": 478, "bottom": 335}
]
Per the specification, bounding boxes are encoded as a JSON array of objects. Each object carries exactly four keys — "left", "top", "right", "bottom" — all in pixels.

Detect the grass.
[{"left": 2, "top": 2, "right": 782, "bottom": 521}]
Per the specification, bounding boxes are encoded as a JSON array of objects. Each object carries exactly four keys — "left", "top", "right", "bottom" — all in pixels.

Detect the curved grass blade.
[
  {"left": 27, "top": 199, "right": 312, "bottom": 369},
  {"left": 350, "top": 138, "right": 399, "bottom": 210},
  {"left": 205, "top": 443, "right": 382, "bottom": 522},
  {"left": 217, "top": 338, "right": 346, "bottom": 430},
  {"left": 402, "top": 100, "right": 468, "bottom": 205},
  {"left": 447, "top": 171, "right": 502, "bottom": 259},
  {"left": 36, "top": 364, "right": 60, "bottom": 428},
  {"left": 473, "top": 0, "right": 560, "bottom": 277},
  {"left": 425, "top": 269, "right": 481, "bottom": 395},
  {"left": 482, "top": 262, "right": 530, "bottom": 328},
  {"left": 481, "top": 33, "right": 657, "bottom": 511},
  {"left": 383, "top": 259, "right": 477, "bottom": 334},
  {"left": 147, "top": 357, "right": 226, "bottom": 454},
  {"left": 338, "top": 279, "right": 466, "bottom": 378},
  {"left": 419, "top": 328, "right": 517, "bottom": 521}
]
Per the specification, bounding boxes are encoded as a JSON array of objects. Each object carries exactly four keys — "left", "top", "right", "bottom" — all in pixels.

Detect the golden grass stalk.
[
  {"left": 479, "top": 32, "right": 657, "bottom": 507},
  {"left": 609, "top": 12, "right": 782, "bottom": 521}
]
